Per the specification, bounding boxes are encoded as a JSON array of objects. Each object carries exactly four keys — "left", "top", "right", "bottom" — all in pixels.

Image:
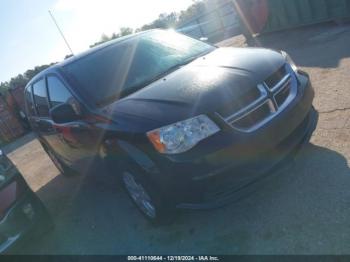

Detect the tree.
[
  {"left": 0, "top": 63, "right": 56, "bottom": 95},
  {"left": 90, "top": 27, "right": 135, "bottom": 48},
  {"left": 64, "top": 54, "right": 74, "bottom": 60},
  {"left": 101, "top": 33, "right": 110, "bottom": 42},
  {"left": 24, "top": 64, "right": 54, "bottom": 80},
  {"left": 8, "top": 74, "right": 27, "bottom": 89},
  {"left": 178, "top": 0, "right": 206, "bottom": 25},
  {"left": 137, "top": 12, "right": 178, "bottom": 32},
  {"left": 119, "top": 27, "right": 133, "bottom": 37},
  {"left": 0, "top": 82, "right": 9, "bottom": 95}
]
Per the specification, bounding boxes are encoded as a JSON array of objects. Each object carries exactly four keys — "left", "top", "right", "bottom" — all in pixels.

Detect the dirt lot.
[{"left": 5, "top": 22, "right": 350, "bottom": 254}]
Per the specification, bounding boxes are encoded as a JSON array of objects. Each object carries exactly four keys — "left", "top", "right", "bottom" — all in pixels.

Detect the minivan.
[{"left": 25, "top": 29, "right": 318, "bottom": 223}]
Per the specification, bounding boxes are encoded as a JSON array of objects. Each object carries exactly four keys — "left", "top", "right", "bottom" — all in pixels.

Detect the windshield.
[{"left": 63, "top": 30, "right": 215, "bottom": 106}]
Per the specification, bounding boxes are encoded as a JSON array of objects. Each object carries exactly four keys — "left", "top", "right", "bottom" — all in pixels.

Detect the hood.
[{"left": 102, "top": 47, "right": 285, "bottom": 131}]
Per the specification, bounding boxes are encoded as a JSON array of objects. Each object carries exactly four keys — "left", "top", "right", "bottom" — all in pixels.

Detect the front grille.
[
  {"left": 265, "top": 65, "right": 287, "bottom": 89},
  {"left": 217, "top": 88, "right": 261, "bottom": 118},
  {"left": 216, "top": 64, "right": 298, "bottom": 132},
  {"left": 275, "top": 82, "right": 291, "bottom": 107},
  {"left": 234, "top": 102, "right": 271, "bottom": 129}
]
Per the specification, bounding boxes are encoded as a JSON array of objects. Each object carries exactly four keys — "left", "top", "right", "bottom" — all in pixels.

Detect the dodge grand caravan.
[{"left": 24, "top": 29, "right": 318, "bottom": 223}]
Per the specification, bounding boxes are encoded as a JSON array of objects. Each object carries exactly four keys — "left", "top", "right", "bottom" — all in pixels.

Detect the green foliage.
[
  {"left": 0, "top": 82, "right": 9, "bottom": 95},
  {"left": 119, "top": 27, "right": 134, "bottom": 37},
  {"left": 178, "top": 0, "right": 207, "bottom": 25},
  {"left": 90, "top": 27, "right": 134, "bottom": 48},
  {"left": 0, "top": 63, "right": 56, "bottom": 95},
  {"left": 64, "top": 54, "right": 74, "bottom": 60},
  {"left": 24, "top": 64, "right": 55, "bottom": 80},
  {"left": 137, "top": 12, "right": 178, "bottom": 32}
]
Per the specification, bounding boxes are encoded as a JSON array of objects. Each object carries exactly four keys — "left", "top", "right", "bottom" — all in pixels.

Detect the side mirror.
[{"left": 50, "top": 103, "right": 81, "bottom": 124}]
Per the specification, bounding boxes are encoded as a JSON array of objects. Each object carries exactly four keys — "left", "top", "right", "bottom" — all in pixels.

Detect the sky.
[{"left": 0, "top": 0, "right": 193, "bottom": 83}]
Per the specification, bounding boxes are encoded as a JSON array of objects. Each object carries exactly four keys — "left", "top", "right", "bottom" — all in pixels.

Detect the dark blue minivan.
[{"left": 24, "top": 30, "right": 317, "bottom": 223}]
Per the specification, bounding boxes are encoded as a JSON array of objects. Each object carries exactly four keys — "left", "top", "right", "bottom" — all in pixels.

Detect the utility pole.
[{"left": 48, "top": 10, "right": 74, "bottom": 55}]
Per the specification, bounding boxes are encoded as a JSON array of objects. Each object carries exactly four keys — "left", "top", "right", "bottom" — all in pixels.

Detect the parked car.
[
  {"left": 0, "top": 149, "right": 52, "bottom": 253},
  {"left": 24, "top": 29, "right": 318, "bottom": 223}
]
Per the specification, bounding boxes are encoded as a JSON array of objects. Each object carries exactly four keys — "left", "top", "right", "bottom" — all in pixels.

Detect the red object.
[{"left": 235, "top": 0, "right": 269, "bottom": 34}]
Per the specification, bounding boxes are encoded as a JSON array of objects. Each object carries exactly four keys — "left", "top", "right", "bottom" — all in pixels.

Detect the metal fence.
[
  {"left": 262, "top": 0, "right": 350, "bottom": 33},
  {"left": 177, "top": 0, "right": 241, "bottom": 43}
]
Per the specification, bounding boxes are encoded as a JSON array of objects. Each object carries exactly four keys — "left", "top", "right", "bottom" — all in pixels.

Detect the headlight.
[
  {"left": 147, "top": 115, "right": 220, "bottom": 154},
  {"left": 281, "top": 51, "right": 298, "bottom": 73}
]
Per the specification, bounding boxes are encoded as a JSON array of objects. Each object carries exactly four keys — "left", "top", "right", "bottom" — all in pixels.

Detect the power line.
[{"left": 48, "top": 10, "right": 74, "bottom": 55}]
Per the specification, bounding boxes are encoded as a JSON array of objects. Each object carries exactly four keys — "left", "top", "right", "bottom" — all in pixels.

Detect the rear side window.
[
  {"left": 32, "top": 79, "right": 49, "bottom": 117},
  {"left": 24, "top": 86, "right": 35, "bottom": 116},
  {"left": 47, "top": 76, "right": 74, "bottom": 108}
]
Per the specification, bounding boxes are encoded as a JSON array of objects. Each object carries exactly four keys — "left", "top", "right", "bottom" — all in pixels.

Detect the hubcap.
[{"left": 122, "top": 172, "right": 156, "bottom": 219}]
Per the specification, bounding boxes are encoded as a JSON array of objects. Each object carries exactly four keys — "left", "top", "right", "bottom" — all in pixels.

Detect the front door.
[{"left": 46, "top": 75, "right": 99, "bottom": 172}]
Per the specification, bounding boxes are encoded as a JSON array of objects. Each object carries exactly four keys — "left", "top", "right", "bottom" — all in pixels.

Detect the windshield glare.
[{"left": 63, "top": 30, "right": 215, "bottom": 106}]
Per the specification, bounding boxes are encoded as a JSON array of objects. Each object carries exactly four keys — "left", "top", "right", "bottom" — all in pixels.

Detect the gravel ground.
[{"left": 5, "top": 22, "right": 350, "bottom": 254}]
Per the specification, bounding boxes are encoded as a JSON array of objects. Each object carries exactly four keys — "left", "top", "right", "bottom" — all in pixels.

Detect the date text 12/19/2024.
[{"left": 127, "top": 256, "right": 220, "bottom": 261}]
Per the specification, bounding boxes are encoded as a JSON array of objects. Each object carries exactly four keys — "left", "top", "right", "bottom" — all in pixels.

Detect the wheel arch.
[{"left": 116, "top": 140, "right": 159, "bottom": 175}]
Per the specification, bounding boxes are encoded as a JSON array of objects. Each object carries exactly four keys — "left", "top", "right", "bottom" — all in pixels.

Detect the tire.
[
  {"left": 41, "top": 143, "right": 76, "bottom": 177},
  {"left": 120, "top": 163, "right": 173, "bottom": 225}
]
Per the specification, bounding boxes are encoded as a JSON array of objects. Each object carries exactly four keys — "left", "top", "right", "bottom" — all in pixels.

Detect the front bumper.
[
  {"left": 177, "top": 107, "right": 318, "bottom": 209},
  {"left": 0, "top": 189, "right": 51, "bottom": 254},
  {"left": 150, "top": 71, "right": 317, "bottom": 208}
]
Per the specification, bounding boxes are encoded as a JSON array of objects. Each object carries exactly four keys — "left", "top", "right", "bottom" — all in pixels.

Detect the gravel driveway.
[{"left": 5, "top": 22, "right": 350, "bottom": 254}]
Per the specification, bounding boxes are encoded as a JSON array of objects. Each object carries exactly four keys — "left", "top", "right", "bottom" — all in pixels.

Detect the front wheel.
[{"left": 121, "top": 166, "right": 173, "bottom": 224}]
